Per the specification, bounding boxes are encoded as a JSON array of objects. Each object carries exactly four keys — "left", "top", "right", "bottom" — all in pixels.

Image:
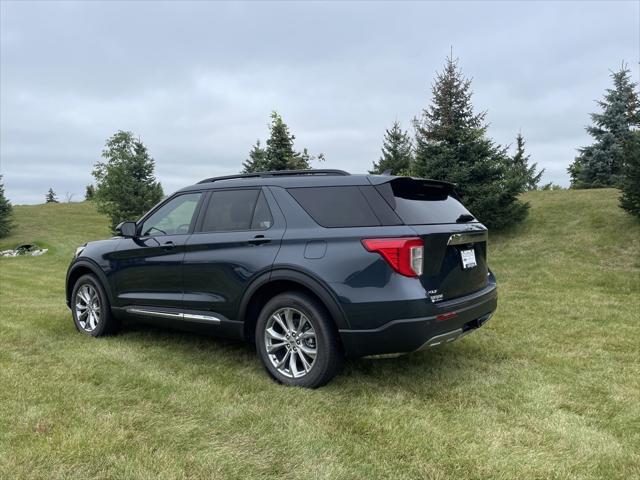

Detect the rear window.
[
  {"left": 288, "top": 186, "right": 381, "bottom": 228},
  {"left": 376, "top": 178, "right": 473, "bottom": 225}
]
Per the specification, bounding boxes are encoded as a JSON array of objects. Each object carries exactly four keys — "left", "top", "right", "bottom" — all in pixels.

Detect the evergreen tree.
[
  {"left": 569, "top": 64, "right": 640, "bottom": 189},
  {"left": 413, "top": 55, "right": 528, "bottom": 229},
  {"left": 370, "top": 121, "right": 413, "bottom": 175},
  {"left": 93, "top": 131, "right": 164, "bottom": 231},
  {"left": 0, "top": 175, "right": 13, "bottom": 238},
  {"left": 264, "top": 112, "right": 304, "bottom": 170},
  {"left": 510, "top": 132, "right": 544, "bottom": 191},
  {"left": 620, "top": 130, "right": 640, "bottom": 218},
  {"left": 242, "top": 112, "right": 318, "bottom": 173},
  {"left": 242, "top": 140, "right": 267, "bottom": 173},
  {"left": 45, "top": 188, "right": 59, "bottom": 203},
  {"left": 294, "top": 147, "right": 325, "bottom": 171},
  {"left": 85, "top": 184, "right": 95, "bottom": 201}
]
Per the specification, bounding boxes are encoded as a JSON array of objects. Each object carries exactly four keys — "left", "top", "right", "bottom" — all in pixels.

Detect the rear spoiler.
[{"left": 368, "top": 175, "right": 458, "bottom": 200}]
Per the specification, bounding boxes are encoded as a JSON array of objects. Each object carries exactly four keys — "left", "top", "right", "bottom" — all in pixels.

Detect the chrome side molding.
[
  {"left": 447, "top": 231, "right": 488, "bottom": 246},
  {"left": 183, "top": 313, "right": 221, "bottom": 323},
  {"left": 126, "top": 308, "right": 221, "bottom": 324},
  {"left": 126, "top": 308, "right": 182, "bottom": 320}
]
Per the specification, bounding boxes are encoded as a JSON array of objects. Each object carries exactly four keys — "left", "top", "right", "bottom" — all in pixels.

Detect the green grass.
[{"left": 1, "top": 191, "right": 638, "bottom": 479}]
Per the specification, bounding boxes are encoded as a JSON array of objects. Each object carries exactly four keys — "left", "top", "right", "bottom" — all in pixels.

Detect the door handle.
[
  {"left": 248, "top": 235, "right": 271, "bottom": 245},
  {"left": 162, "top": 241, "right": 176, "bottom": 250}
]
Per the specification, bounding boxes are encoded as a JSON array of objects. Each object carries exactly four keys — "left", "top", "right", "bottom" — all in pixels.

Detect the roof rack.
[{"left": 197, "top": 169, "right": 350, "bottom": 184}]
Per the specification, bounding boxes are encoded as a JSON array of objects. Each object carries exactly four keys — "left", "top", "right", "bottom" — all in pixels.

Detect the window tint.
[
  {"left": 251, "top": 192, "right": 273, "bottom": 230},
  {"left": 200, "top": 189, "right": 272, "bottom": 232},
  {"left": 288, "top": 186, "right": 381, "bottom": 228},
  {"left": 376, "top": 179, "right": 473, "bottom": 225},
  {"left": 140, "top": 193, "right": 202, "bottom": 236}
]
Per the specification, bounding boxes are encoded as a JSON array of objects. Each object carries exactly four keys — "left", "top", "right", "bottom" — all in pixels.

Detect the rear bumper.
[{"left": 338, "top": 282, "right": 497, "bottom": 357}]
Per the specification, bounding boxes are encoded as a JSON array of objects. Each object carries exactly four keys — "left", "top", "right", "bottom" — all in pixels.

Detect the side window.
[
  {"left": 287, "top": 186, "right": 381, "bottom": 228},
  {"left": 140, "top": 193, "right": 202, "bottom": 237},
  {"left": 200, "top": 189, "right": 272, "bottom": 232},
  {"left": 251, "top": 192, "right": 273, "bottom": 230}
]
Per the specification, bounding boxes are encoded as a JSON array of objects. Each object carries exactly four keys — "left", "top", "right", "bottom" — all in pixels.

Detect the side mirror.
[{"left": 115, "top": 221, "right": 137, "bottom": 238}]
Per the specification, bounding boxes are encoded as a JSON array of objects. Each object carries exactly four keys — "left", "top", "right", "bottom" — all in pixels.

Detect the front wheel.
[
  {"left": 255, "top": 292, "right": 343, "bottom": 388},
  {"left": 71, "top": 274, "right": 119, "bottom": 336}
]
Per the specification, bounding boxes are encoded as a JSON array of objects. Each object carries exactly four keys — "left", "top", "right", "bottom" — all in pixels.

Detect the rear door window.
[
  {"left": 199, "top": 189, "right": 272, "bottom": 232},
  {"left": 287, "top": 186, "right": 382, "bottom": 228},
  {"left": 251, "top": 191, "right": 274, "bottom": 230}
]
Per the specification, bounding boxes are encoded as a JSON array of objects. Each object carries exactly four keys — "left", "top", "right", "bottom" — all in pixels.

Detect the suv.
[{"left": 66, "top": 170, "right": 497, "bottom": 387}]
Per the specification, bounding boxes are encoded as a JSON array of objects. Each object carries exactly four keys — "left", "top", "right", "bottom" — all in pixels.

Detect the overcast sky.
[{"left": 1, "top": 1, "right": 639, "bottom": 204}]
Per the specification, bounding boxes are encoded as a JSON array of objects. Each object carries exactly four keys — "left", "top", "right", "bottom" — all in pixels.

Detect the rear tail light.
[{"left": 361, "top": 237, "right": 424, "bottom": 277}]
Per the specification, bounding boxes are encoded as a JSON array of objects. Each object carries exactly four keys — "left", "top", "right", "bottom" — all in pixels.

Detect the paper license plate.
[{"left": 461, "top": 249, "right": 477, "bottom": 269}]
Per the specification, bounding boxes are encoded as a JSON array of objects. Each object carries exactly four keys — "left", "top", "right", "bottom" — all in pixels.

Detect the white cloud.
[{"left": 1, "top": 0, "right": 638, "bottom": 202}]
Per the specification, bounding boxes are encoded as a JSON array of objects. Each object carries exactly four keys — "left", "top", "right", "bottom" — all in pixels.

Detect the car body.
[{"left": 66, "top": 169, "right": 497, "bottom": 387}]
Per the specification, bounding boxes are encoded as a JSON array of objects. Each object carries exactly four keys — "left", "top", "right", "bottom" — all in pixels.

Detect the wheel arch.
[
  {"left": 239, "top": 268, "right": 349, "bottom": 343},
  {"left": 66, "top": 260, "right": 113, "bottom": 307}
]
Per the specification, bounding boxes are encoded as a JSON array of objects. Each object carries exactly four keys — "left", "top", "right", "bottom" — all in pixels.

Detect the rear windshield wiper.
[{"left": 456, "top": 214, "right": 475, "bottom": 223}]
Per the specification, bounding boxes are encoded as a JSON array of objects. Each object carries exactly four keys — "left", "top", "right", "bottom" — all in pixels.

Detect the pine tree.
[
  {"left": 241, "top": 112, "right": 318, "bottom": 173},
  {"left": 45, "top": 188, "right": 59, "bottom": 203},
  {"left": 93, "top": 131, "right": 164, "bottom": 231},
  {"left": 263, "top": 111, "right": 310, "bottom": 171},
  {"left": 242, "top": 140, "right": 267, "bottom": 173},
  {"left": 569, "top": 64, "right": 640, "bottom": 189},
  {"left": 264, "top": 112, "right": 301, "bottom": 170},
  {"left": 85, "top": 185, "right": 95, "bottom": 201},
  {"left": 0, "top": 175, "right": 13, "bottom": 238},
  {"left": 510, "top": 132, "right": 544, "bottom": 191},
  {"left": 370, "top": 121, "right": 413, "bottom": 175},
  {"left": 413, "top": 55, "right": 528, "bottom": 229},
  {"left": 620, "top": 130, "right": 640, "bottom": 218}
]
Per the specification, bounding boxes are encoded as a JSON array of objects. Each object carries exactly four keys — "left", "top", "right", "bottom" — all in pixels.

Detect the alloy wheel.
[
  {"left": 75, "top": 284, "right": 101, "bottom": 332},
  {"left": 264, "top": 307, "right": 317, "bottom": 378}
]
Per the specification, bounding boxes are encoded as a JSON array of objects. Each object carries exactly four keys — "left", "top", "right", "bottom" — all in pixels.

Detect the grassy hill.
[{"left": 1, "top": 190, "right": 638, "bottom": 479}]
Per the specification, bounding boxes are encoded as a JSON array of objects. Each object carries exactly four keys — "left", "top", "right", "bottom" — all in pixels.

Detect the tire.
[
  {"left": 255, "top": 291, "right": 343, "bottom": 388},
  {"left": 71, "top": 274, "right": 119, "bottom": 336}
]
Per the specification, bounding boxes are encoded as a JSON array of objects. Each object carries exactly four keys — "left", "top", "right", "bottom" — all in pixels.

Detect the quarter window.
[
  {"left": 200, "top": 189, "right": 273, "bottom": 232},
  {"left": 287, "top": 186, "right": 381, "bottom": 228},
  {"left": 140, "top": 193, "right": 202, "bottom": 237}
]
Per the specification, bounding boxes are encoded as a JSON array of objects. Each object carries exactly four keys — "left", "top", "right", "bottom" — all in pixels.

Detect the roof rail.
[{"left": 197, "top": 169, "right": 350, "bottom": 184}]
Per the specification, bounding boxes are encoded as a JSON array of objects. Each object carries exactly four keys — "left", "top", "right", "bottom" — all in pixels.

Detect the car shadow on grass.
[
  {"left": 342, "top": 344, "right": 504, "bottom": 388},
  {"left": 113, "top": 319, "right": 506, "bottom": 392}
]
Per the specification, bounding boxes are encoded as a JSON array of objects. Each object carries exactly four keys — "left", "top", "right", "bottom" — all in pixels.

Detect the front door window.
[{"left": 140, "top": 193, "right": 202, "bottom": 237}]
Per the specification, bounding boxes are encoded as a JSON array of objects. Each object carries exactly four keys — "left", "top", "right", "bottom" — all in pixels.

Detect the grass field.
[{"left": 0, "top": 189, "right": 638, "bottom": 479}]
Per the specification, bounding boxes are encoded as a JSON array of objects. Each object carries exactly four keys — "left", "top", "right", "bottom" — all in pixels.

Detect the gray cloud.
[{"left": 1, "top": 0, "right": 638, "bottom": 204}]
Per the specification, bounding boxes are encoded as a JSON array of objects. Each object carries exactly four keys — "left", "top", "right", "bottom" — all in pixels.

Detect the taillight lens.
[{"left": 361, "top": 237, "right": 424, "bottom": 277}]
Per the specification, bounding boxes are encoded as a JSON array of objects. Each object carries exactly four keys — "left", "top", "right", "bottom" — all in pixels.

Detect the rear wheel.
[
  {"left": 255, "top": 292, "right": 343, "bottom": 388},
  {"left": 71, "top": 274, "right": 119, "bottom": 336}
]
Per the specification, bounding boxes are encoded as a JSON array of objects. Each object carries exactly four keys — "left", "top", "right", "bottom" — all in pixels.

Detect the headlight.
[{"left": 74, "top": 245, "right": 85, "bottom": 258}]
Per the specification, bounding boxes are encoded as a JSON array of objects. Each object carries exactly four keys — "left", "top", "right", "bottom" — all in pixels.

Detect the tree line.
[{"left": 0, "top": 56, "right": 638, "bottom": 238}]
